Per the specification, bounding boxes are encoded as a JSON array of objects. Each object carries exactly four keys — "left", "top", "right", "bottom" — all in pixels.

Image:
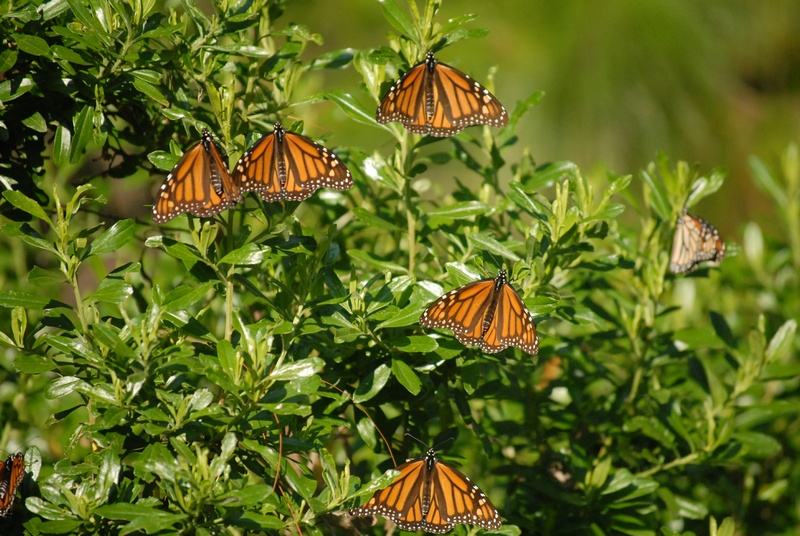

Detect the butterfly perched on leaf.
[
  {"left": 350, "top": 448, "right": 502, "bottom": 534},
  {"left": 0, "top": 453, "right": 24, "bottom": 517},
  {"left": 152, "top": 129, "right": 242, "bottom": 223},
  {"left": 377, "top": 51, "right": 508, "bottom": 137},
  {"left": 420, "top": 268, "right": 539, "bottom": 354},
  {"left": 232, "top": 122, "right": 353, "bottom": 202},
  {"left": 669, "top": 208, "right": 725, "bottom": 274}
]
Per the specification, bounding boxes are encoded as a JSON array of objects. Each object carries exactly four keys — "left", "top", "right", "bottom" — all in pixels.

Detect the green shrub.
[{"left": 1, "top": 0, "right": 798, "bottom": 535}]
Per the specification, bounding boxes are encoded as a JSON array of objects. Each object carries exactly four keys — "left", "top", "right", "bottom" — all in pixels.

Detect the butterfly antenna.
[
  {"left": 431, "top": 433, "right": 456, "bottom": 453},
  {"left": 404, "top": 432, "right": 428, "bottom": 450}
]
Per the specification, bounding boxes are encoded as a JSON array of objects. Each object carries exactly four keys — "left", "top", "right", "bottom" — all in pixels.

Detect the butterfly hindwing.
[
  {"left": 152, "top": 129, "right": 241, "bottom": 223},
  {"left": 233, "top": 122, "right": 353, "bottom": 202},
  {"left": 377, "top": 51, "right": 508, "bottom": 137}
]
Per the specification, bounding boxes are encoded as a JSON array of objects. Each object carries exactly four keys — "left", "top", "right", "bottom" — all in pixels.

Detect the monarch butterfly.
[
  {"left": 232, "top": 122, "right": 353, "bottom": 202},
  {"left": 420, "top": 268, "right": 539, "bottom": 354},
  {"left": 350, "top": 448, "right": 502, "bottom": 533},
  {"left": 669, "top": 208, "right": 725, "bottom": 274},
  {"left": 377, "top": 51, "right": 508, "bottom": 137},
  {"left": 152, "top": 129, "right": 242, "bottom": 223},
  {"left": 0, "top": 453, "right": 24, "bottom": 517}
]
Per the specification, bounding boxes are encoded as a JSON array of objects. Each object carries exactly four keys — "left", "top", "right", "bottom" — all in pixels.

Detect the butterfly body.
[
  {"left": 233, "top": 122, "right": 353, "bottom": 202},
  {"left": 152, "top": 129, "right": 241, "bottom": 223},
  {"left": 0, "top": 453, "right": 24, "bottom": 517},
  {"left": 420, "top": 268, "right": 539, "bottom": 354},
  {"left": 377, "top": 51, "right": 508, "bottom": 137},
  {"left": 669, "top": 208, "right": 725, "bottom": 274},
  {"left": 351, "top": 448, "right": 501, "bottom": 533}
]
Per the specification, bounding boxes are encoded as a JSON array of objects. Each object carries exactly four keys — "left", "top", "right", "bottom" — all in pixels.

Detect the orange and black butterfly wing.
[
  {"left": 431, "top": 460, "right": 502, "bottom": 531},
  {"left": 481, "top": 282, "right": 539, "bottom": 354},
  {"left": 419, "top": 277, "right": 498, "bottom": 347},
  {"left": 152, "top": 129, "right": 240, "bottom": 223},
  {"left": 281, "top": 129, "right": 353, "bottom": 200},
  {"left": 233, "top": 129, "right": 282, "bottom": 201},
  {"left": 377, "top": 60, "right": 429, "bottom": 132},
  {"left": 0, "top": 453, "right": 24, "bottom": 517},
  {"left": 669, "top": 209, "right": 725, "bottom": 274},
  {"left": 350, "top": 458, "right": 426, "bottom": 529},
  {"left": 430, "top": 58, "right": 508, "bottom": 136}
]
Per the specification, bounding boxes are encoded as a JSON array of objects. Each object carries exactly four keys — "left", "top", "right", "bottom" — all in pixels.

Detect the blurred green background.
[{"left": 283, "top": 0, "right": 800, "bottom": 237}]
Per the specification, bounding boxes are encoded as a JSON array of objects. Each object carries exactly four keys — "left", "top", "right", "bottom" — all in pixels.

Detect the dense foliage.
[{"left": 1, "top": 0, "right": 798, "bottom": 535}]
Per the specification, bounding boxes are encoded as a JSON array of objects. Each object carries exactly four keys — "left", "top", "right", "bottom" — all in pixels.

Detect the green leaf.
[
  {"left": 427, "top": 201, "right": 490, "bottom": 227},
  {"left": 392, "top": 358, "right": 422, "bottom": 395},
  {"left": 218, "top": 484, "right": 276, "bottom": 506},
  {"left": 375, "top": 302, "right": 426, "bottom": 330},
  {"left": 0, "top": 290, "right": 50, "bottom": 310},
  {"left": 92, "top": 324, "right": 136, "bottom": 359},
  {"left": 53, "top": 122, "right": 71, "bottom": 168},
  {"left": 133, "top": 78, "right": 168, "bottom": 106},
  {"left": 95, "top": 503, "right": 187, "bottom": 535},
  {"left": 66, "top": 0, "right": 106, "bottom": 39},
  {"left": 715, "top": 517, "right": 737, "bottom": 536},
  {"left": 163, "top": 282, "right": 216, "bottom": 312},
  {"left": 0, "top": 77, "right": 34, "bottom": 102},
  {"left": 219, "top": 243, "right": 267, "bottom": 265},
  {"left": 87, "top": 278, "right": 134, "bottom": 305},
  {"left": 320, "top": 90, "right": 384, "bottom": 128},
  {"left": 353, "top": 207, "right": 402, "bottom": 232},
  {"left": 15, "top": 354, "right": 57, "bottom": 373},
  {"left": 386, "top": 335, "right": 438, "bottom": 353},
  {"left": 674, "top": 494, "right": 708, "bottom": 520},
  {"left": 46, "top": 376, "right": 90, "bottom": 398},
  {"left": 347, "top": 249, "right": 407, "bottom": 274},
  {"left": 765, "top": 319, "right": 797, "bottom": 364},
  {"left": 379, "top": 0, "right": 416, "bottom": 37},
  {"left": 87, "top": 220, "right": 136, "bottom": 256},
  {"left": 353, "top": 364, "right": 391, "bottom": 403},
  {"left": 22, "top": 111, "right": 47, "bottom": 132},
  {"left": 3, "top": 190, "right": 50, "bottom": 221},
  {"left": 749, "top": 155, "right": 787, "bottom": 208},
  {"left": 69, "top": 105, "right": 93, "bottom": 163},
  {"left": 270, "top": 357, "right": 324, "bottom": 381},
  {"left": 467, "top": 232, "right": 521, "bottom": 262},
  {"left": 640, "top": 166, "right": 670, "bottom": 220},
  {"left": 732, "top": 431, "right": 782, "bottom": 458},
  {"left": 217, "top": 340, "right": 238, "bottom": 382},
  {"left": 0, "top": 49, "right": 18, "bottom": 72},
  {"left": 12, "top": 33, "right": 51, "bottom": 56}
]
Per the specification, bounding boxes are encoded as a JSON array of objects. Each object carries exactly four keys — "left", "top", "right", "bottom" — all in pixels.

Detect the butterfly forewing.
[
  {"left": 0, "top": 453, "right": 24, "bottom": 517},
  {"left": 152, "top": 129, "right": 241, "bottom": 223},
  {"left": 669, "top": 209, "right": 725, "bottom": 274},
  {"left": 233, "top": 122, "right": 353, "bottom": 203},
  {"left": 377, "top": 51, "right": 508, "bottom": 137}
]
